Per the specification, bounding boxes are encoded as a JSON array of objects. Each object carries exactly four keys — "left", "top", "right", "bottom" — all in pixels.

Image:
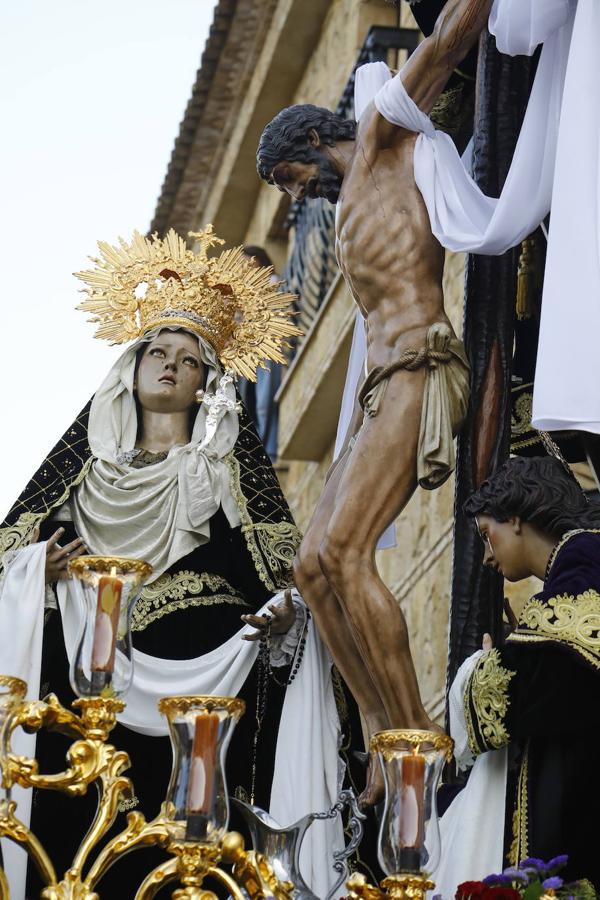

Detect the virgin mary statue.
[{"left": 0, "top": 227, "right": 366, "bottom": 898}]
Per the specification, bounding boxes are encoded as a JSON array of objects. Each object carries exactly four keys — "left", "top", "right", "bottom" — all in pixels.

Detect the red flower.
[
  {"left": 456, "top": 885, "right": 522, "bottom": 900},
  {"left": 456, "top": 883, "right": 488, "bottom": 899}
]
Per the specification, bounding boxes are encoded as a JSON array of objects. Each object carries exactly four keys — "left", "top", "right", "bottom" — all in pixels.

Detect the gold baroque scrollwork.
[
  {"left": 467, "top": 649, "right": 515, "bottom": 752},
  {"left": 132, "top": 570, "right": 249, "bottom": 632},
  {"left": 0, "top": 694, "right": 296, "bottom": 899},
  {"left": 509, "top": 589, "right": 600, "bottom": 669}
]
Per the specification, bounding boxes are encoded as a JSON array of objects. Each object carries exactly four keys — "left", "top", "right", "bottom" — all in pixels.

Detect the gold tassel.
[{"left": 516, "top": 235, "right": 537, "bottom": 321}]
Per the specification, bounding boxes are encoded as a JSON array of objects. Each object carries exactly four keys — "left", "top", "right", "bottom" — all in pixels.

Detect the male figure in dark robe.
[{"left": 460, "top": 456, "right": 600, "bottom": 885}]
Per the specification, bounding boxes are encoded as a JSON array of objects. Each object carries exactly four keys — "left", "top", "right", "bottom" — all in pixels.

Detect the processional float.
[{"left": 0, "top": 554, "right": 452, "bottom": 899}]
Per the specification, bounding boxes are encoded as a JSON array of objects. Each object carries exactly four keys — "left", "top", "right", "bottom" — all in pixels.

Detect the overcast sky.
[{"left": 0, "top": 0, "right": 217, "bottom": 518}]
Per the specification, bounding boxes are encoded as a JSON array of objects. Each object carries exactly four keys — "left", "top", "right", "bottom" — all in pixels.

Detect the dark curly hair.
[
  {"left": 257, "top": 104, "right": 356, "bottom": 181},
  {"left": 464, "top": 456, "right": 600, "bottom": 539}
]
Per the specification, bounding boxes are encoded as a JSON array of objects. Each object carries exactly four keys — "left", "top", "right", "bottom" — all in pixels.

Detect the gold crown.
[{"left": 74, "top": 226, "right": 301, "bottom": 380}]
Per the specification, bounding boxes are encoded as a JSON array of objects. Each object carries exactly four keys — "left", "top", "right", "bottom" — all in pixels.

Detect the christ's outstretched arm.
[{"left": 398, "top": 0, "right": 493, "bottom": 114}]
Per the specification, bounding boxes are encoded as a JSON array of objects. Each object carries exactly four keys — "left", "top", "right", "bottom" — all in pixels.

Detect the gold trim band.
[
  {"left": 69, "top": 555, "right": 153, "bottom": 579},
  {"left": 158, "top": 696, "right": 246, "bottom": 718},
  {"left": 370, "top": 728, "right": 454, "bottom": 762}
]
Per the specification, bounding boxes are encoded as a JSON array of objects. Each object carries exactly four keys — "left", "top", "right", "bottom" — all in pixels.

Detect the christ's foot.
[{"left": 358, "top": 752, "right": 385, "bottom": 808}]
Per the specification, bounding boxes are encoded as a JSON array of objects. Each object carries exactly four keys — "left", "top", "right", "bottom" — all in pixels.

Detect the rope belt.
[{"left": 358, "top": 346, "right": 453, "bottom": 411}]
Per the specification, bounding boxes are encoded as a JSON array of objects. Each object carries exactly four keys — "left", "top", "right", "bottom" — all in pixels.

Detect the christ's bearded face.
[
  {"left": 135, "top": 331, "right": 205, "bottom": 414},
  {"left": 270, "top": 148, "right": 342, "bottom": 204}
]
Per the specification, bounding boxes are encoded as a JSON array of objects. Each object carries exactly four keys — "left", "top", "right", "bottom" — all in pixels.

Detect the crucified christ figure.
[{"left": 258, "top": 0, "right": 492, "bottom": 804}]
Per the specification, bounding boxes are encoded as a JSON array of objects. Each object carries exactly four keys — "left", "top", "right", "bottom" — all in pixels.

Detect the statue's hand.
[
  {"left": 41, "top": 527, "right": 87, "bottom": 584},
  {"left": 241, "top": 589, "right": 297, "bottom": 640},
  {"left": 482, "top": 632, "right": 493, "bottom": 652}
]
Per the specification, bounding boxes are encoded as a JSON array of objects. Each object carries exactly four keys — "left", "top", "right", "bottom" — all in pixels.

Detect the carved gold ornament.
[
  {"left": 0, "top": 689, "right": 291, "bottom": 899},
  {"left": 75, "top": 226, "right": 301, "bottom": 381},
  {"left": 347, "top": 872, "right": 435, "bottom": 900}
]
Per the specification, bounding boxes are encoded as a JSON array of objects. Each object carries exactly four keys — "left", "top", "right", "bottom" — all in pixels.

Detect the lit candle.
[
  {"left": 185, "top": 712, "right": 220, "bottom": 839},
  {"left": 398, "top": 750, "right": 425, "bottom": 871},
  {"left": 91, "top": 568, "right": 123, "bottom": 674}
]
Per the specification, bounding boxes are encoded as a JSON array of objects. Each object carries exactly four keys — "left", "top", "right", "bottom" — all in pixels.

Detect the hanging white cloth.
[
  {"left": 71, "top": 327, "right": 241, "bottom": 580},
  {"left": 338, "top": 0, "right": 600, "bottom": 443},
  {"left": 0, "top": 545, "right": 343, "bottom": 899},
  {"left": 0, "top": 543, "right": 48, "bottom": 900},
  {"left": 430, "top": 651, "right": 507, "bottom": 897},
  {"left": 525, "top": 0, "right": 600, "bottom": 432}
]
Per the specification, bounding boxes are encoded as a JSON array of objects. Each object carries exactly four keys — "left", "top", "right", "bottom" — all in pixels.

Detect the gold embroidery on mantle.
[
  {"left": 467, "top": 649, "right": 515, "bottom": 752},
  {"left": 132, "top": 570, "right": 248, "bottom": 632},
  {"left": 225, "top": 451, "right": 301, "bottom": 591},
  {"left": 511, "top": 389, "right": 533, "bottom": 437},
  {"left": 509, "top": 741, "right": 530, "bottom": 865},
  {"left": 509, "top": 589, "right": 600, "bottom": 669}
]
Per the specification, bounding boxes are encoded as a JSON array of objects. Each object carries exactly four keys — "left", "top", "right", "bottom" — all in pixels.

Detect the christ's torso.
[{"left": 335, "top": 110, "right": 451, "bottom": 369}]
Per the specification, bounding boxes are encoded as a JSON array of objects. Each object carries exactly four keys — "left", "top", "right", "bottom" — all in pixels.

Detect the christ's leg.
[
  {"left": 294, "top": 449, "right": 390, "bottom": 740},
  {"left": 318, "top": 366, "right": 433, "bottom": 730}
]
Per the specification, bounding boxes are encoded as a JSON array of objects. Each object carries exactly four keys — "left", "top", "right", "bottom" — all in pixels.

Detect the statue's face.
[
  {"left": 270, "top": 150, "right": 342, "bottom": 203},
  {"left": 135, "top": 331, "right": 205, "bottom": 414},
  {"left": 476, "top": 514, "right": 530, "bottom": 582}
]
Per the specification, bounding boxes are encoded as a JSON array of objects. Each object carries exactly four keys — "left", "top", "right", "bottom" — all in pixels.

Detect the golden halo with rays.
[{"left": 74, "top": 225, "right": 301, "bottom": 381}]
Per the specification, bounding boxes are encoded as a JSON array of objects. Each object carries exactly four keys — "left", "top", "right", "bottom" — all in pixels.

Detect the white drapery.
[
  {"left": 430, "top": 651, "right": 507, "bottom": 898},
  {"left": 338, "top": 0, "right": 599, "bottom": 444},
  {"left": 0, "top": 550, "right": 343, "bottom": 899}
]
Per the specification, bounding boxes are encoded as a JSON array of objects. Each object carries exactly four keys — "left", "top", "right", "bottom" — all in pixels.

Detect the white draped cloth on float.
[
  {"left": 429, "top": 651, "right": 508, "bottom": 898},
  {"left": 337, "top": 0, "right": 600, "bottom": 446}
]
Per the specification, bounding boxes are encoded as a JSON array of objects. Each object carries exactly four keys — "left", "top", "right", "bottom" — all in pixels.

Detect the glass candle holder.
[
  {"left": 68, "top": 555, "right": 152, "bottom": 699},
  {"left": 371, "top": 729, "right": 454, "bottom": 877},
  {"left": 0, "top": 675, "right": 27, "bottom": 767},
  {"left": 159, "top": 696, "right": 245, "bottom": 844}
]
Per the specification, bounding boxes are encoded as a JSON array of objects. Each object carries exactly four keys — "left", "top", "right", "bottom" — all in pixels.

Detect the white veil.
[{"left": 70, "top": 325, "right": 241, "bottom": 581}]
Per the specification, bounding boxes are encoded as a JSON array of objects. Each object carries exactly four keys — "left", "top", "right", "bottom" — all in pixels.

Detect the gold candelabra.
[
  {"left": 0, "top": 555, "right": 294, "bottom": 899},
  {"left": 0, "top": 680, "right": 293, "bottom": 899},
  {"left": 0, "top": 553, "right": 455, "bottom": 900}
]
